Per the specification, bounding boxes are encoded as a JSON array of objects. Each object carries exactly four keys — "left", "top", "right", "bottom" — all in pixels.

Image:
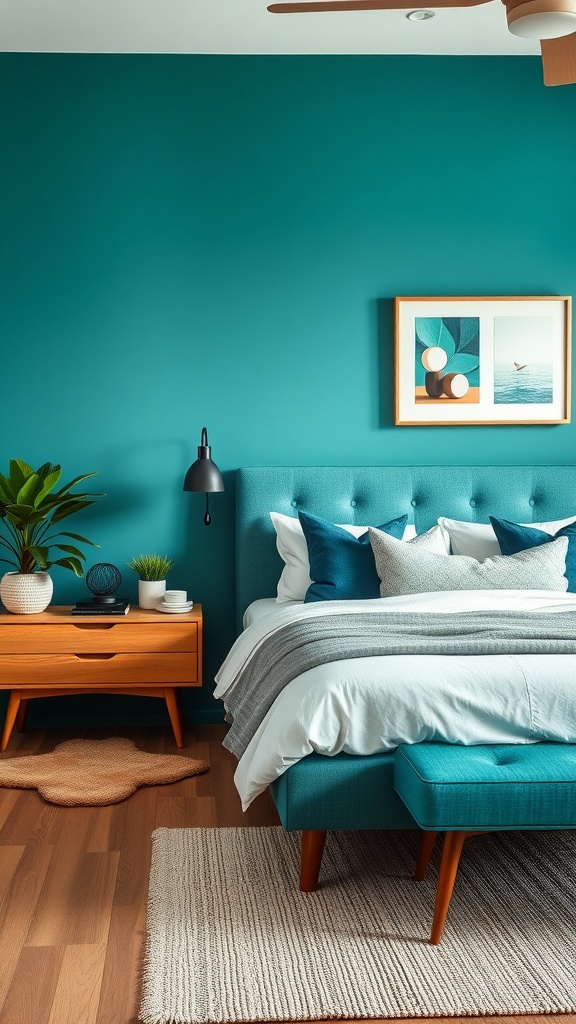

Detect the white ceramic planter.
[
  {"left": 138, "top": 579, "right": 166, "bottom": 609},
  {"left": 0, "top": 571, "right": 53, "bottom": 614}
]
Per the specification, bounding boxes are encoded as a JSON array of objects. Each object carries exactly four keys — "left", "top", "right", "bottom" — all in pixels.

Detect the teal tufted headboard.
[{"left": 236, "top": 465, "right": 576, "bottom": 622}]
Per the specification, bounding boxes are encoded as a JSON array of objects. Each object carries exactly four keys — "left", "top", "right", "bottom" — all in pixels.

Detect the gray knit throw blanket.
[{"left": 222, "top": 609, "right": 576, "bottom": 758}]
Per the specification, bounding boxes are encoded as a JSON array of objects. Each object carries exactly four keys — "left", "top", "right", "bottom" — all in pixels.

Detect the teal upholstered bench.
[{"left": 394, "top": 742, "right": 576, "bottom": 944}]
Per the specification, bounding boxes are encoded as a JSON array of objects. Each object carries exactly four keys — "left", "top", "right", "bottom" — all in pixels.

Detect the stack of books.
[{"left": 72, "top": 598, "right": 130, "bottom": 616}]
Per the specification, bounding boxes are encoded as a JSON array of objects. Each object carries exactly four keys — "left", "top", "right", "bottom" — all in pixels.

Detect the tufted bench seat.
[{"left": 394, "top": 742, "right": 576, "bottom": 944}]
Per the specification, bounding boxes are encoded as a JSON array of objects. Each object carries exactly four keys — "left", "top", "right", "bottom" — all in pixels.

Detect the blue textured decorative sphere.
[{"left": 86, "top": 562, "right": 122, "bottom": 596}]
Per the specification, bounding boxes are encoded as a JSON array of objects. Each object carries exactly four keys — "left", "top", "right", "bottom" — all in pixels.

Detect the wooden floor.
[{"left": 0, "top": 722, "right": 574, "bottom": 1024}]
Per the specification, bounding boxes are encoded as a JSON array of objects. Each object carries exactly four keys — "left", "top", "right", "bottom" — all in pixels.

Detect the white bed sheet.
[
  {"left": 215, "top": 591, "right": 576, "bottom": 809},
  {"left": 242, "top": 598, "right": 300, "bottom": 628}
]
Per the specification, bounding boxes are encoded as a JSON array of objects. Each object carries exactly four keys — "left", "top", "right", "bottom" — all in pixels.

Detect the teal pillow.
[
  {"left": 299, "top": 510, "right": 408, "bottom": 603},
  {"left": 490, "top": 516, "right": 576, "bottom": 592}
]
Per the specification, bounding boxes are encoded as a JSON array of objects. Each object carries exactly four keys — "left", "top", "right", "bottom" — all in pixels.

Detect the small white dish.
[
  {"left": 164, "top": 590, "right": 188, "bottom": 604},
  {"left": 157, "top": 600, "right": 194, "bottom": 614}
]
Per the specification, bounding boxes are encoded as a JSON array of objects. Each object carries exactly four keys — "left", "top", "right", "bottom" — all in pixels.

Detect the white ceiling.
[{"left": 0, "top": 0, "right": 539, "bottom": 56}]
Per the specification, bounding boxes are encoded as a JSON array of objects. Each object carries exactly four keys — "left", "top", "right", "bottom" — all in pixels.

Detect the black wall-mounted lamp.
[{"left": 183, "top": 426, "right": 224, "bottom": 526}]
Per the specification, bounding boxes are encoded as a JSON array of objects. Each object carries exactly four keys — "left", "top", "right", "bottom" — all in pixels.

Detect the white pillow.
[
  {"left": 369, "top": 528, "right": 569, "bottom": 598},
  {"left": 270, "top": 513, "right": 312, "bottom": 602},
  {"left": 438, "top": 514, "right": 576, "bottom": 561},
  {"left": 270, "top": 512, "right": 447, "bottom": 603}
]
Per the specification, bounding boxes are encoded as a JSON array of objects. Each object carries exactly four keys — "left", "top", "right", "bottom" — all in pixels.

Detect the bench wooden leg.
[
  {"left": 430, "top": 830, "right": 467, "bottom": 945},
  {"left": 300, "top": 829, "right": 327, "bottom": 891},
  {"left": 414, "top": 830, "right": 438, "bottom": 881}
]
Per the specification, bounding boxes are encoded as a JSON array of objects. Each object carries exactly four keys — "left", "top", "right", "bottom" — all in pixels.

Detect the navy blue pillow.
[
  {"left": 299, "top": 510, "right": 408, "bottom": 603},
  {"left": 489, "top": 515, "right": 576, "bottom": 592}
]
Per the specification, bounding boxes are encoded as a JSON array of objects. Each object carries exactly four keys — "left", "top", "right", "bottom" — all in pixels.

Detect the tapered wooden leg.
[
  {"left": 163, "top": 688, "right": 184, "bottom": 748},
  {"left": 414, "top": 830, "right": 438, "bottom": 881},
  {"left": 16, "top": 699, "right": 29, "bottom": 733},
  {"left": 1, "top": 691, "right": 22, "bottom": 752},
  {"left": 300, "top": 829, "right": 327, "bottom": 891},
  {"left": 430, "top": 830, "right": 467, "bottom": 945}
]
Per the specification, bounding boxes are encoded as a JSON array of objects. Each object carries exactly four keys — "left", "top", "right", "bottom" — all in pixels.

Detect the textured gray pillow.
[
  {"left": 404, "top": 524, "right": 449, "bottom": 555},
  {"left": 368, "top": 528, "right": 569, "bottom": 596}
]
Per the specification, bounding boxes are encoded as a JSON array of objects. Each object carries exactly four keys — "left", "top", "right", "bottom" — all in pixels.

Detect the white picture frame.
[{"left": 394, "top": 295, "right": 571, "bottom": 426}]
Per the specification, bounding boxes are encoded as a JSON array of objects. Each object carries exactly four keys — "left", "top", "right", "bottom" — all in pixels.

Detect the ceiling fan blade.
[
  {"left": 541, "top": 32, "right": 576, "bottom": 84},
  {"left": 268, "top": 0, "right": 491, "bottom": 11}
]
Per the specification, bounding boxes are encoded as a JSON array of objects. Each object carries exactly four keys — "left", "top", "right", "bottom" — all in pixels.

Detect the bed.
[{"left": 219, "top": 465, "right": 576, "bottom": 888}]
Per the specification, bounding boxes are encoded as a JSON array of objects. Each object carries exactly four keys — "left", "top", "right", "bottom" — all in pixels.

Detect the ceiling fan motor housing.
[{"left": 504, "top": 0, "right": 576, "bottom": 37}]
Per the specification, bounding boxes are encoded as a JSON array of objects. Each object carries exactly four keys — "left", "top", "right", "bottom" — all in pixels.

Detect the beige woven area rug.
[
  {"left": 0, "top": 737, "right": 208, "bottom": 805},
  {"left": 140, "top": 826, "right": 576, "bottom": 1024}
]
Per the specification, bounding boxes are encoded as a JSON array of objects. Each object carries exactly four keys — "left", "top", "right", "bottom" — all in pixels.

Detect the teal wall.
[{"left": 1, "top": 54, "right": 575, "bottom": 725}]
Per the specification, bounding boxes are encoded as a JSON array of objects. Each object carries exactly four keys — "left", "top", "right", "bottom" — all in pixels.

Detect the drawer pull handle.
[
  {"left": 73, "top": 624, "right": 116, "bottom": 631},
  {"left": 73, "top": 653, "right": 117, "bottom": 661}
]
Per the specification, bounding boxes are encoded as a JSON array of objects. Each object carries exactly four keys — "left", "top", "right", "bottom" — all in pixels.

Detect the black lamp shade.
[
  {"left": 183, "top": 454, "right": 224, "bottom": 493},
  {"left": 183, "top": 427, "right": 224, "bottom": 525},
  {"left": 183, "top": 430, "right": 224, "bottom": 493}
]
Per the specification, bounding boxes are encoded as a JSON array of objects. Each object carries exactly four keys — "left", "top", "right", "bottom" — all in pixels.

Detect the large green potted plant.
[{"left": 0, "top": 459, "right": 103, "bottom": 613}]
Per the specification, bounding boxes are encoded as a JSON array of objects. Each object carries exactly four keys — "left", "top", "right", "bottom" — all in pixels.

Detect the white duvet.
[{"left": 214, "top": 591, "right": 576, "bottom": 809}]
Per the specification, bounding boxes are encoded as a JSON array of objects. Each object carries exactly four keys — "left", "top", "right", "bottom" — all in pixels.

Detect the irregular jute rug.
[
  {"left": 0, "top": 737, "right": 209, "bottom": 805},
  {"left": 140, "top": 826, "right": 576, "bottom": 1024}
]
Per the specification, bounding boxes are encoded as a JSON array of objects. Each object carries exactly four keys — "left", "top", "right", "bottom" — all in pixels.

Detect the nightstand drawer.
[
  {"left": 0, "top": 653, "right": 198, "bottom": 685},
  {"left": 0, "top": 622, "right": 197, "bottom": 655}
]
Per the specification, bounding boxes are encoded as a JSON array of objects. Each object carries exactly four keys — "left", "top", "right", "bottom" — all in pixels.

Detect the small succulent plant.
[{"left": 127, "top": 553, "right": 175, "bottom": 581}]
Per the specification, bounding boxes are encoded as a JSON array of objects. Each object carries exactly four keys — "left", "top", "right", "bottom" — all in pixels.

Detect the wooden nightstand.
[{"left": 0, "top": 604, "right": 202, "bottom": 751}]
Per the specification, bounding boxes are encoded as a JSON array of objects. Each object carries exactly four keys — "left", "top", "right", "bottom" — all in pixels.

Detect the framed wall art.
[{"left": 394, "top": 295, "right": 571, "bottom": 426}]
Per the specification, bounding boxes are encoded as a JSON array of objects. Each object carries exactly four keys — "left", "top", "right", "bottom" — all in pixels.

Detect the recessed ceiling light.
[{"left": 406, "top": 9, "right": 436, "bottom": 19}]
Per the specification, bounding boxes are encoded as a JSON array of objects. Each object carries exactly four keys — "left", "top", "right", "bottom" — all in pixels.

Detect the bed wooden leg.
[{"left": 299, "top": 829, "right": 327, "bottom": 891}]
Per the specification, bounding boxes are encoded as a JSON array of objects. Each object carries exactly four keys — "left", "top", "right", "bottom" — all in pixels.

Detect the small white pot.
[
  {"left": 138, "top": 579, "right": 166, "bottom": 609},
  {"left": 0, "top": 571, "right": 53, "bottom": 614}
]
